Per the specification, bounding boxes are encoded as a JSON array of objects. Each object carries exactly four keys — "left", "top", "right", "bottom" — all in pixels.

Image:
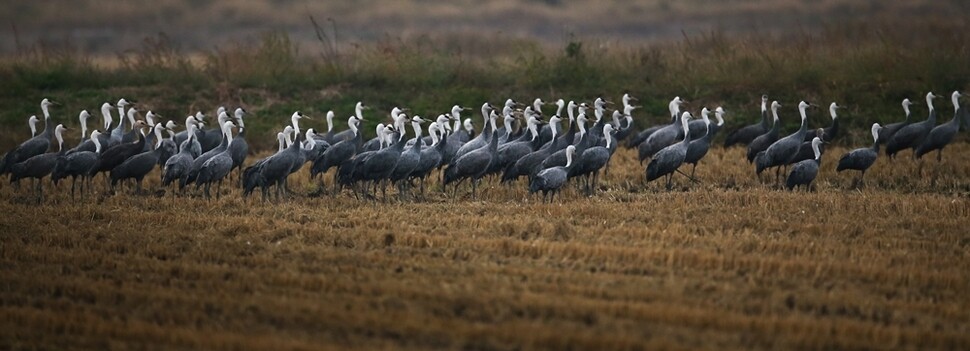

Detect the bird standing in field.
[
  {"left": 886, "top": 92, "right": 939, "bottom": 160},
  {"left": 877, "top": 99, "right": 915, "bottom": 145},
  {"left": 529, "top": 145, "right": 577, "bottom": 202},
  {"left": 915, "top": 91, "right": 963, "bottom": 162},
  {"left": 837, "top": 123, "right": 882, "bottom": 186},
  {"left": 747, "top": 101, "right": 781, "bottom": 163},
  {"left": 786, "top": 137, "right": 824, "bottom": 191},
  {"left": 724, "top": 95, "right": 769, "bottom": 147},
  {"left": 646, "top": 112, "right": 692, "bottom": 190},
  {"left": 110, "top": 123, "right": 176, "bottom": 194},
  {"left": 1, "top": 98, "right": 57, "bottom": 176},
  {"left": 757, "top": 101, "right": 813, "bottom": 182},
  {"left": 9, "top": 124, "right": 68, "bottom": 203},
  {"left": 52, "top": 130, "right": 104, "bottom": 201},
  {"left": 196, "top": 121, "right": 238, "bottom": 199},
  {"left": 684, "top": 108, "right": 715, "bottom": 180},
  {"left": 805, "top": 102, "right": 841, "bottom": 142}
]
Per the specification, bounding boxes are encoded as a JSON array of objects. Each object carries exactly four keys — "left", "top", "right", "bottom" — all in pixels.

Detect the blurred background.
[
  {"left": 1, "top": 0, "right": 969, "bottom": 150},
  {"left": 4, "top": 0, "right": 966, "bottom": 55}
]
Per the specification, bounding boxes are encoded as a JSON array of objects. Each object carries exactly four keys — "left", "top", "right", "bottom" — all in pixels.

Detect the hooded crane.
[
  {"left": 502, "top": 115, "right": 562, "bottom": 182},
  {"left": 195, "top": 120, "right": 237, "bottom": 199},
  {"left": 684, "top": 109, "right": 715, "bottom": 179},
  {"left": 1, "top": 98, "right": 57, "bottom": 176},
  {"left": 571, "top": 124, "right": 615, "bottom": 196},
  {"left": 724, "top": 95, "right": 770, "bottom": 147},
  {"left": 915, "top": 91, "right": 963, "bottom": 162},
  {"left": 388, "top": 116, "right": 427, "bottom": 198},
  {"left": 639, "top": 97, "right": 688, "bottom": 164},
  {"left": 786, "top": 137, "right": 824, "bottom": 191},
  {"left": 411, "top": 120, "right": 448, "bottom": 196},
  {"left": 446, "top": 130, "right": 499, "bottom": 198},
  {"left": 453, "top": 102, "right": 495, "bottom": 161},
  {"left": 242, "top": 133, "right": 293, "bottom": 201},
  {"left": 310, "top": 115, "right": 363, "bottom": 191},
  {"left": 109, "top": 98, "right": 131, "bottom": 145},
  {"left": 627, "top": 96, "right": 683, "bottom": 149},
  {"left": 228, "top": 108, "right": 249, "bottom": 179},
  {"left": 357, "top": 129, "right": 405, "bottom": 199},
  {"left": 93, "top": 120, "right": 150, "bottom": 183},
  {"left": 27, "top": 115, "right": 39, "bottom": 137},
  {"left": 491, "top": 114, "right": 543, "bottom": 179},
  {"left": 615, "top": 101, "right": 638, "bottom": 142},
  {"left": 756, "top": 101, "right": 813, "bottom": 179},
  {"left": 805, "top": 102, "right": 841, "bottom": 142},
  {"left": 747, "top": 101, "right": 781, "bottom": 163},
  {"left": 529, "top": 145, "right": 577, "bottom": 202},
  {"left": 787, "top": 128, "right": 826, "bottom": 165},
  {"left": 886, "top": 92, "right": 939, "bottom": 159},
  {"left": 199, "top": 107, "right": 228, "bottom": 152},
  {"left": 67, "top": 110, "right": 95, "bottom": 153},
  {"left": 163, "top": 120, "right": 202, "bottom": 192},
  {"left": 646, "top": 112, "right": 692, "bottom": 190},
  {"left": 110, "top": 123, "right": 177, "bottom": 194},
  {"left": 837, "top": 123, "right": 882, "bottom": 185},
  {"left": 877, "top": 99, "right": 915, "bottom": 145},
  {"left": 52, "top": 130, "right": 104, "bottom": 201},
  {"left": 186, "top": 112, "right": 246, "bottom": 185},
  {"left": 9, "top": 124, "right": 67, "bottom": 203}
]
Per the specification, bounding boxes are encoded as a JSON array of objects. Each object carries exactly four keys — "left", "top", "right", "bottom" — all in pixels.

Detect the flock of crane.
[{"left": 0, "top": 90, "right": 965, "bottom": 203}]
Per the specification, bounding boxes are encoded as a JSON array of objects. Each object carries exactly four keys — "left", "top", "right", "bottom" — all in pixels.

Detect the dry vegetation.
[
  {"left": 1, "top": 141, "right": 969, "bottom": 350},
  {"left": 2, "top": 2, "right": 970, "bottom": 348},
  {"left": 5, "top": 0, "right": 967, "bottom": 52}
]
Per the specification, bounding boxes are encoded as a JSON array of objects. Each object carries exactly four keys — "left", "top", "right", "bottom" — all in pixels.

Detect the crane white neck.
[
  {"left": 54, "top": 126, "right": 64, "bottom": 151},
  {"left": 291, "top": 115, "right": 301, "bottom": 137},
  {"left": 101, "top": 104, "right": 113, "bottom": 130},
  {"left": 680, "top": 113, "right": 690, "bottom": 140},
  {"left": 604, "top": 126, "right": 613, "bottom": 149},
  {"left": 349, "top": 117, "right": 359, "bottom": 135},
  {"left": 567, "top": 102, "right": 576, "bottom": 122},
  {"left": 355, "top": 104, "right": 365, "bottom": 121},
  {"left": 412, "top": 121, "right": 423, "bottom": 138},
  {"left": 41, "top": 103, "right": 51, "bottom": 120},
  {"left": 952, "top": 92, "right": 961, "bottom": 114},
  {"left": 528, "top": 118, "right": 539, "bottom": 141},
  {"left": 771, "top": 103, "right": 780, "bottom": 122},
  {"left": 117, "top": 105, "right": 126, "bottom": 126},
  {"left": 93, "top": 134, "right": 102, "bottom": 153},
  {"left": 798, "top": 104, "right": 808, "bottom": 121},
  {"left": 926, "top": 93, "right": 935, "bottom": 112},
  {"left": 154, "top": 125, "right": 164, "bottom": 148},
  {"left": 29, "top": 117, "right": 38, "bottom": 137},
  {"left": 127, "top": 108, "right": 138, "bottom": 129},
  {"left": 79, "top": 113, "right": 88, "bottom": 139},
  {"left": 565, "top": 147, "right": 575, "bottom": 168},
  {"left": 428, "top": 124, "right": 439, "bottom": 146},
  {"left": 870, "top": 124, "right": 880, "bottom": 143}
]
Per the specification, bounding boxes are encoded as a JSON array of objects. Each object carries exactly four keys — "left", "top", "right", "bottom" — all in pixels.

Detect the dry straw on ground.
[{"left": 1, "top": 143, "right": 968, "bottom": 350}]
